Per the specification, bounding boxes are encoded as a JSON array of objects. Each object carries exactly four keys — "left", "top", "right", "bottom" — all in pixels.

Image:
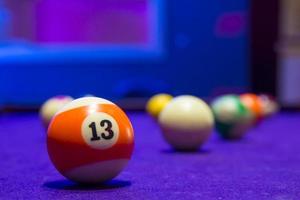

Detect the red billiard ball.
[
  {"left": 47, "top": 97, "right": 134, "bottom": 184},
  {"left": 240, "top": 93, "right": 263, "bottom": 122}
]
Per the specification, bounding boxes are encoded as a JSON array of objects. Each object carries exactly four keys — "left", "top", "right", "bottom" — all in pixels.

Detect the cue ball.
[
  {"left": 158, "top": 95, "right": 214, "bottom": 150},
  {"left": 40, "top": 95, "right": 74, "bottom": 128},
  {"left": 47, "top": 97, "right": 134, "bottom": 184},
  {"left": 146, "top": 93, "right": 173, "bottom": 118},
  {"left": 211, "top": 95, "right": 254, "bottom": 139}
]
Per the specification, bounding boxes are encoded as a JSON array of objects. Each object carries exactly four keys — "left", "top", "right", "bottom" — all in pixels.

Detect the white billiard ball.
[
  {"left": 158, "top": 95, "right": 214, "bottom": 151},
  {"left": 40, "top": 95, "right": 74, "bottom": 128}
]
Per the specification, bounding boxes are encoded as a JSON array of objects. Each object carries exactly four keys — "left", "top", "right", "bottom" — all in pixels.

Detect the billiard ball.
[
  {"left": 40, "top": 95, "right": 74, "bottom": 128},
  {"left": 240, "top": 93, "right": 263, "bottom": 122},
  {"left": 146, "top": 93, "right": 173, "bottom": 118},
  {"left": 47, "top": 97, "right": 134, "bottom": 184},
  {"left": 158, "top": 95, "right": 214, "bottom": 151},
  {"left": 211, "top": 95, "right": 254, "bottom": 139},
  {"left": 258, "top": 94, "right": 279, "bottom": 117}
]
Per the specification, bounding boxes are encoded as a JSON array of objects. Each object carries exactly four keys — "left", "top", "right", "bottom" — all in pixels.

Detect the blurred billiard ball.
[
  {"left": 211, "top": 95, "right": 254, "bottom": 139},
  {"left": 40, "top": 95, "right": 74, "bottom": 128},
  {"left": 258, "top": 94, "right": 279, "bottom": 117},
  {"left": 158, "top": 95, "right": 214, "bottom": 151},
  {"left": 146, "top": 93, "right": 173, "bottom": 118},
  {"left": 240, "top": 93, "right": 263, "bottom": 123}
]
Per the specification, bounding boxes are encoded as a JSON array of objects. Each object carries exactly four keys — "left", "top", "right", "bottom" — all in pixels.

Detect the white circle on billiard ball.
[{"left": 81, "top": 112, "right": 119, "bottom": 150}]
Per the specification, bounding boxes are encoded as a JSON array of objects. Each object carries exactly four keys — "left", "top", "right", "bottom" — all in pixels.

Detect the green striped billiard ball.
[{"left": 211, "top": 95, "right": 254, "bottom": 139}]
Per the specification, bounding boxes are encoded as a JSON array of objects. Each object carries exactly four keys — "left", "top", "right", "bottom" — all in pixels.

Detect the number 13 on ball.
[{"left": 47, "top": 97, "right": 134, "bottom": 184}]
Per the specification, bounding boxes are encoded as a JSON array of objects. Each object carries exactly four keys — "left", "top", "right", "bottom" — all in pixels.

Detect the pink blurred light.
[
  {"left": 215, "top": 11, "right": 247, "bottom": 38},
  {"left": 36, "top": 0, "right": 149, "bottom": 44},
  {"left": 6, "top": 0, "right": 151, "bottom": 45}
]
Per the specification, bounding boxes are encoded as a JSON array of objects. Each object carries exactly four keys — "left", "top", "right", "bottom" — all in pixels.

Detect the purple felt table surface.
[{"left": 0, "top": 112, "right": 300, "bottom": 199}]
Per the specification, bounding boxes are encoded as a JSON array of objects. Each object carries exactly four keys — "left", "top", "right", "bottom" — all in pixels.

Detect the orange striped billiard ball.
[
  {"left": 47, "top": 97, "right": 134, "bottom": 184},
  {"left": 240, "top": 93, "right": 263, "bottom": 122}
]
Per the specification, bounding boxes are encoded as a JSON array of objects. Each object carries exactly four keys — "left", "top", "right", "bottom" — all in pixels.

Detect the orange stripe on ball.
[{"left": 47, "top": 103, "right": 134, "bottom": 172}]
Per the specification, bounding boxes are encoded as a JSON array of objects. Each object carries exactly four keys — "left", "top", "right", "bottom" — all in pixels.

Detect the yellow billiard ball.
[{"left": 146, "top": 93, "right": 173, "bottom": 118}]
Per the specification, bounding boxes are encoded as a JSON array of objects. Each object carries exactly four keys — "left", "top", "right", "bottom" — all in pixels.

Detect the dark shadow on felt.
[
  {"left": 216, "top": 136, "right": 251, "bottom": 144},
  {"left": 161, "top": 148, "right": 211, "bottom": 154},
  {"left": 43, "top": 179, "right": 131, "bottom": 191}
]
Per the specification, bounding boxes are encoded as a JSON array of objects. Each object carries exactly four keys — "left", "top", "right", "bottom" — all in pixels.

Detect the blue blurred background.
[{"left": 0, "top": 0, "right": 250, "bottom": 106}]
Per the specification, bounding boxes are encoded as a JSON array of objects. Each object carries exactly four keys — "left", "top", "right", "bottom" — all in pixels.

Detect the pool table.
[{"left": 0, "top": 112, "right": 300, "bottom": 199}]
